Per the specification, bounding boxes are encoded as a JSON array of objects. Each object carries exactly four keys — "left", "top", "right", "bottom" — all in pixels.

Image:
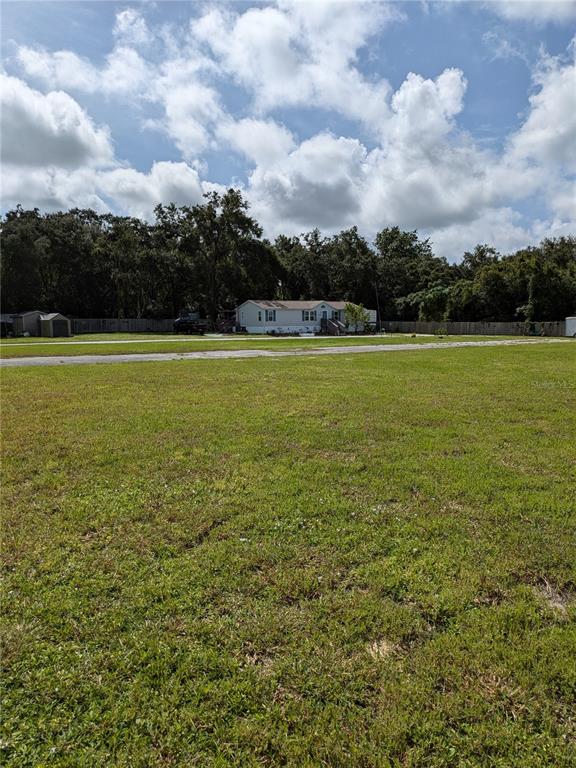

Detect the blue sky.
[{"left": 1, "top": 1, "right": 575, "bottom": 259}]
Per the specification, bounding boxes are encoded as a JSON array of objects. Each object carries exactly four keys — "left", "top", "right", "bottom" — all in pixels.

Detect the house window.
[
  {"left": 266, "top": 309, "right": 276, "bottom": 322},
  {"left": 302, "top": 310, "right": 317, "bottom": 321},
  {"left": 258, "top": 311, "right": 262, "bottom": 322},
  {"left": 332, "top": 310, "right": 339, "bottom": 320}
]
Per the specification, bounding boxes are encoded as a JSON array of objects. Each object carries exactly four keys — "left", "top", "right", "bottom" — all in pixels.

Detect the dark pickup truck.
[{"left": 173, "top": 313, "right": 206, "bottom": 334}]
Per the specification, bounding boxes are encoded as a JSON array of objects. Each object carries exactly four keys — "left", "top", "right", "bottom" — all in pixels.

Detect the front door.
[{"left": 322, "top": 310, "right": 328, "bottom": 320}]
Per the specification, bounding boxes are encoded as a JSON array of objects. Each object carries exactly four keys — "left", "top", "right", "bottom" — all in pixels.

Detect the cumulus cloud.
[
  {"left": 0, "top": 74, "right": 114, "bottom": 168},
  {"left": 16, "top": 44, "right": 150, "bottom": 95},
  {"left": 97, "top": 161, "right": 207, "bottom": 219},
  {"left": 487, "top": 0, "right": 576, "bottom": 23},
  {"left": 191, "top": 2, "right": 396, "bottom": 132},
  {"left": 247, "top": 69, "right": 490, "bottom": 234},
  {"left": 1, "top": 161, "right": 213, "bottom": 220},
  {"left": 158, "top": 83, "right": 223, "bottom": 157},
  {"left": 427, "top": 207, "right": 576, "bottom": 261},
  {"left": 3, "top": 2, "right": 575, "bottom": 261},
  {"left": 249, "top": 133, "right": 367, "bottom": 230},
  {"left": 1, "top": 166, "right": 108, "bottom": 211},
  {"left": 507, "top": 45, "right": 576, "bottom": 171},
  {"left": 217, "top": 118, "right": 296, "bottom": 167}
]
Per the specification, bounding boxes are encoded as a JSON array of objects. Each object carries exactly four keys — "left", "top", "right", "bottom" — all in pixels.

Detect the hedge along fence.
[
  {"left": 72, "top": 318, "right": 175, "bottom": 334},
  {"left": 380, "top": 320, "right": 567, "bottom": 337}
]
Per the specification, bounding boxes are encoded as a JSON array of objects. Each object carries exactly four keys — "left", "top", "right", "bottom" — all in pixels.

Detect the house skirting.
[{"left": 244, "top": 324, "right": 321, "bottom": 334}]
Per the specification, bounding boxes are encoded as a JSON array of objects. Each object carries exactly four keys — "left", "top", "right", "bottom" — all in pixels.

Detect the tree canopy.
[{"left": 2, "top": 191, "right": 575, "bottom": 323}]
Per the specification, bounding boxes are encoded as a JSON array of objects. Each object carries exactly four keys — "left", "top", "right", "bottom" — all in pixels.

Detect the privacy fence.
[
  {"left": 380, "top": 320, "right": 566, "bottom": 337},
  {"left": 71, "top": 318, "right": 568, "bottom": 336},
  {"left": 72, "top": 318, "right": 175, "bottom": 334}
]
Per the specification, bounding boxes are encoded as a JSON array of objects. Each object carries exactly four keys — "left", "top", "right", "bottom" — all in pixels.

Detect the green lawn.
[
  {"left": 2, "top": 344, "right": 575, "bottom": 766},
  {"left": 0, "top": 333, "right": 531, "bottom": 358}
]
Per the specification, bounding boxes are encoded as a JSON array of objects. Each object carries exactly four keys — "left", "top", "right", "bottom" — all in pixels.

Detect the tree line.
[{"left": 2, "top": 189, "right": 575, "bottom": 323}]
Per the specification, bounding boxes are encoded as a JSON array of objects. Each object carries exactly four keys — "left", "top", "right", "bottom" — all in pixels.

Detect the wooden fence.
[
  {"left": 70, "top": 317, "right": 568, "bottom": 337},
  {"left": 380, "top": 320, "right": 566, "bottom": 337},
  {"left": 72, "top": 318, "right": 175, "bottom": 334}
]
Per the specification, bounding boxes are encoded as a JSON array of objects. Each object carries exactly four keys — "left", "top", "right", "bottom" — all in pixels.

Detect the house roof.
[{"left": 242, "top": 300, "right": 349, "bottom": 311}]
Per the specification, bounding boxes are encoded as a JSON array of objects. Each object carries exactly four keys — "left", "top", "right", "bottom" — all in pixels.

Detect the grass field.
[
  {"left": 1, "top": 333, "right": 528, "bottom": 359},
  {"left": 2, "top": 344, "right": 575, "bottom": 766}
]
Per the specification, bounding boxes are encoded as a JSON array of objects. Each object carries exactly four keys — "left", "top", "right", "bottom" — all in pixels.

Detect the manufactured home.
[{"left": 235, "top": 300, "right": 377, "bottom": 335}]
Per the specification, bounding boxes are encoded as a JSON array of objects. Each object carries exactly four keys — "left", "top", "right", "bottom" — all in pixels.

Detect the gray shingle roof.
[{"left": 246, "top": 300, "right": 349, "bottom": 310}]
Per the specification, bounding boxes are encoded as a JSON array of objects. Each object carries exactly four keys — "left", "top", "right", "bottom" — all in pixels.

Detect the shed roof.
[{"left": 41, "top": 313, "right": 67, "bottom": 321}]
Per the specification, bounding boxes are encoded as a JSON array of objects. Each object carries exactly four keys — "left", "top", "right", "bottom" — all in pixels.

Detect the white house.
[{"left": 235, "top": 300, "right": 377, "bottom": 334}]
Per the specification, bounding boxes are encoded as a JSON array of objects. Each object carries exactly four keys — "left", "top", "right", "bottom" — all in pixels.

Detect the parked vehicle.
[{"left": 173, "top": 312, "right": 206, "bottom": 334}]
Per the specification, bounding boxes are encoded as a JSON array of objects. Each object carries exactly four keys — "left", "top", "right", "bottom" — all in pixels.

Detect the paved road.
[{"left": 0, "top": 338, "right": 568, "bottom": 368}]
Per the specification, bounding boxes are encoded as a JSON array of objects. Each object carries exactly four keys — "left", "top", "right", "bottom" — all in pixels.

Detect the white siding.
[
  {"left": 237, "top": 302, "right": 263, "bottom": 329},
  {"left": 236, "top": 301, "right": 375, "bottom": 334}
]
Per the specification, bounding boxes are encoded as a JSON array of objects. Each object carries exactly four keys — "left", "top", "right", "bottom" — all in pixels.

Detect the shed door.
[{"left": 52, "top": 320, "right": 69, "bottom": 337}]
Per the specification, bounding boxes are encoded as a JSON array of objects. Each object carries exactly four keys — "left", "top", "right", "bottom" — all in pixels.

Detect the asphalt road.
[{"left": 0, "top": 338, "right": 569, "bottom": 368}]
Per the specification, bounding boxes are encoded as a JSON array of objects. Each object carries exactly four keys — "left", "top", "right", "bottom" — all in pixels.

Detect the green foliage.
[
  {"left": 2, "top": 345, "right": 575, "bottom": 765},
  {"left": 1, "top": 195, "right": 575, "bottom": 322},
  {"left": 344, "top": 301, "right": 371, "bottom": 331}
]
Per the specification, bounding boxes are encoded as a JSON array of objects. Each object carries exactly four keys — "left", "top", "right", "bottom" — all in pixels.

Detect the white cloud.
[
  {"left": 191, "top": 2, "right": 397, "bottom": 133},
  {"left": 97, "top": 161, "right": 207, "bottom": 219},
  {"left": 217, "top": 118, "right": 295, "bottom": 167},
  {"left": 159, "top": 83, "right": 223, "bottom": 157},
  {"left": 487, "top": 1, "right": 576, "bottom": 23},
  {"left": 0, "top": 74, "right": 114, "bottom": 169},
  {"left": 17, "top": 46, "right": 99, "bottom": 91},
  {"left": 246, "top": 68, "right": 491, "bottom": 235},
  {"left": 427, "top": 207, "right": 576, "bottom": 260},
  {"left": 441, "top": 0, "right": 576, "bottom": 23},
  {"left": 113, "top": 8, "right": 151, "bottom": 47},
  {"left": 248, "top": 132, "right": 367, "bottom": 230},
  {"left": 425, "top": 207, "right": 534, "bottom": 259},
  {"left": 16, "top": 8, "right": 152, "bottom": 95},
  {"left": 3, "top": 2, "right": 574, "bottom": 262},
  {"left": 507, "top": 45, "right": 576, "bottom": 171},
  {"left": 16, "top": 44, "right": 150, "bottom": 95},
  {"left": 2, "top": 161, "right": 211, "bottom": 220},
  {"left": 1, "top": 166, "right": 108, "bottom": 212},
  {"left": 17, "top": 46, "right": 151, "bottom": 95}
]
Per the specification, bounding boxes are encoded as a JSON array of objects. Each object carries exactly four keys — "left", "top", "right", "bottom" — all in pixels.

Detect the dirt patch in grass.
[
  {"left": 366, "top": 639, "right": 400, "bottom": 660},
  {"left": 533, "top": 579, "right": 575, "bottom": 617}
]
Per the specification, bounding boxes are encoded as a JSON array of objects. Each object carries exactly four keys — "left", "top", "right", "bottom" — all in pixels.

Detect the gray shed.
[
  {"left": 13, "top": 311, "right": 44, "bottom": 336},
  {"left": 40, "top": 313, "right": 72, "bottom": 337}
]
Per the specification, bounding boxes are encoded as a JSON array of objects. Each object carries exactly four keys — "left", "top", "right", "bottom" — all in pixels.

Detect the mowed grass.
[
  {"left": 0, "top": 333, "right": 529, "bottom": 358},
  {"left": 1, "top": 344, "right": 575, "bottom": 767}
]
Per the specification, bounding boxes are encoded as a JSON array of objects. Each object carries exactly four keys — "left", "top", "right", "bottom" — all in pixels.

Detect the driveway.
[{"left": 0, "top": 338, "right": 568, "bottom": 367}]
